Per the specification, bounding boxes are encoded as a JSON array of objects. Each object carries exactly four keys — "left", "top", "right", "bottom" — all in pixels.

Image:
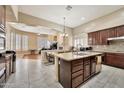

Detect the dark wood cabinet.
[
  {"left": 59, "top": 56, "right": 98, "bottom": 88},
  {"left": 83, "top": 57, "right": 90, "bottom": 80},
  {"left": 72, "top": 75, "right": 83, "bottom": 88},
  {"left": 88, "top": 33, "right": 93, "bottom": 45},
  {"left": 84, "top": 63, "right": 90, "bottom": 81},
  {"left": 105, "top": 53, "right": 124, "bottom": 69},
  {"left": 100, "top": 30, "right": 109, "bottom": 45},
  {"left": 116, "top": 25, "right": 124, "bottom": 37},
  {"left": 88, "top": 25, "right": 124, "bottom": 45},
  {"left": 107, "top": 28, "right": 117, "bottom": 38},
  {"left": 90, "top": 57, "right": 96, "bottom": 76},
  {"left": 92, "top": 32, "right": 96, "bottom": 45},
  {"left": 88, "top": 32, "right": 99, "bottom": 45}
]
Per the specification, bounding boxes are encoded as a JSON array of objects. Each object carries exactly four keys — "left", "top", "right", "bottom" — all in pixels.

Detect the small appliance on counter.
[{"left": 80, "top": 47, "right": 92, "bottom": 51}]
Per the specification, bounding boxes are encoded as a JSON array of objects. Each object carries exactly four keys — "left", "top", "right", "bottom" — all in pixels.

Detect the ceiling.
[
  {"left": 19, "top": 5, "right": 124, "bottom": 28},
  {"left": 8, "top": 22, "right": 58, "bottom": 35}
]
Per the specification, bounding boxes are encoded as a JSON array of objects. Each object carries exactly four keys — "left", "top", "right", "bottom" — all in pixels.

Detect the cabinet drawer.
[
  {"left": 84, "top": 61, "right": 90, "bottom": 65},
  {"left": 72, "top": 75, "right": 83, "bottom": 88},
  {"left": 72, "top": 65, "right": 83, "bottom": 73},
  {"left": 72, "top": 60, "right": 83, "bottom": 67},
  {"left": 72, "top": 70, "right": 83, "bottom": 79}
]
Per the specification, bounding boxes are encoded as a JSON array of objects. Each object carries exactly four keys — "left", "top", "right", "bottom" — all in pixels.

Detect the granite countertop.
[
  {"left": 41, "top": 49, "right": 70, "bottom": 53},
  {"left": 54, "top": 51, "right": 103, "bottom": 61},
  {"left": 93, "top": 50, "right": 124, "bottom": 54}
]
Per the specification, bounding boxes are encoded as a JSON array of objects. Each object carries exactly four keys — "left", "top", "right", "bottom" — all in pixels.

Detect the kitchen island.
[{"left": 54, "top": 51, "right": 103, "bottom": 88}]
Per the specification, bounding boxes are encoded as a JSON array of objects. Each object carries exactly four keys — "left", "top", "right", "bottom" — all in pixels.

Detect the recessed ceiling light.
[
  {"left": 81, "top": 17, "right": 85, "bottom": 20},
  {"left": 66, "top": 5, "right": 72, "bottom": 11}
]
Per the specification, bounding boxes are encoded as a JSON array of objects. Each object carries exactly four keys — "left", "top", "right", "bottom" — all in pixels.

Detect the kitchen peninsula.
[{"left": 54, "top": 51, "right": 103, "bottom": 88}]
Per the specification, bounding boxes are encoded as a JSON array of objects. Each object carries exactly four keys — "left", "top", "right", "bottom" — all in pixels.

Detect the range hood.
[{"left": 107, "top": 36, "right": 124, "bottom": 41}]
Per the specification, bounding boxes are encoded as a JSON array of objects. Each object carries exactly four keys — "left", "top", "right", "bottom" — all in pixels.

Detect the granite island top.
[
  {"left": 93, "top": 50, "right": 124, "bottom": 54},
  {"left": 41, "top": 49, "right": 70, "bottom": 52},
  {"left": 53, "top": 51, "right": 103, "bottom": 61}
]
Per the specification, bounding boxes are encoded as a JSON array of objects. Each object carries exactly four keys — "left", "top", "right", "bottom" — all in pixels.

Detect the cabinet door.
[
  {"left": 88, "top": 33, "right": 93, "bottom": 45},
  {"left": 116, "top": 26, "right": 124, "bottom": 37},
  {"left": 84, "top": 64, "right": 90, "bottom": 81},
  {"left": 92, "top": 32, "right": 96, "bottom": 45},
  {"left": 88, "top": 31, "right": 100, "bottom": 45},
  {"left": 108, "top": 28, "right": 117, "bottom": 38},
  {"left": 95, "top": 31, "right": 100, "bottom": 45},
  {"left": 100, "top": 30, "right": 109, "bottom": 45},
  {"left": 72, "top": 75, "right": 83, "bottom": 88},
  {"left": 90, "top": 57, "right": 96, "bottom": 75},
  {"left": 106, "top": 53, "right": 124, "bottom": 68}
]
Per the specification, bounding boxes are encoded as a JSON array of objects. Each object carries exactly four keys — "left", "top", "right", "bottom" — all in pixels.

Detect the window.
[
  {"left": 22, "top": 35, "right": 28, "bottom": 51},
  {"left": 37, "top": 37, "right": 51, "bottom": 49},
  {"left": 10, "top": 32, "right": 29, "bottom": 51},
  {"left": 73, "top": 33, "right": 88, "bottom": 48},
  {"left": 16, "top": 34, "right": 21, "bottom": 50},
  {"left": 74, "top": 37, "right": 83, "bottom": 47},
  {"left": 10, "top": 32, "right": 14, "bottom": 50}
]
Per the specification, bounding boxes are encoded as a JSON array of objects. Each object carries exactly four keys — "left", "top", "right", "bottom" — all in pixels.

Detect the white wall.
[
  {"left": 73, "top": 7, "right": 124, "bottom": 46},
  {"left": 11, "top": 5, "right": 18, "bottom": 21}
]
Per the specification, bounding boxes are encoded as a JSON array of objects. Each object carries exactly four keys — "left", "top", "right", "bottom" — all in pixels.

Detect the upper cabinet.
[
  {"left": 88, "top": 25, "right": 124, "bottom": 45},
  {"left": 107, "top": 28, "right": 117, "bottom": 38},
  {"left": 116, "top": 25, "right": 124, "bottom": 37},
  {"left": 0, "top": 5, "right": 6, "bottom": 31},
  {"left": 88, "top": 33, "right": 93, "bottom": 45},
  {"left": 99, "top": 30, "right": 109, "bottom": 45}
]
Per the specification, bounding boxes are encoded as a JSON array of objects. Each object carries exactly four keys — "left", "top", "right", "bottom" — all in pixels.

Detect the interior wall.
[
  {"left": 73, "top": 7, "right": 124, "bottom": 49},
  {"left": 11, "top": 5, "right": 18, "bottom": 21}
]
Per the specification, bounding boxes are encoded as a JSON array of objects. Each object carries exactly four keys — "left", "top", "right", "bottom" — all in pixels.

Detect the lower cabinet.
[
  {"left": 59, "top": 56, "right": 97, "bottom": 88},
  {"left": 91, "top": 57, "right": 96, "bottom": 76},
  {"left": 84, "top": 64, "right": 90, "bottom": 81},
  {"left": 106, "top": 53, "right": 124, "bottom": 68},
  {"left": 72, "top": 75, "right": 83, "bottom": 88}
]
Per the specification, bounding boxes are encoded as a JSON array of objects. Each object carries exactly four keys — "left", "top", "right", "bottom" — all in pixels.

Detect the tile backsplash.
[{"left": 92, "top": 40, "right": 124, "bottom": 52}]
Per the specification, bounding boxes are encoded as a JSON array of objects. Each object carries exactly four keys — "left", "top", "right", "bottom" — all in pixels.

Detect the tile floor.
[{"left": 4, "top": 58, "right": 124, "bottom": 88}]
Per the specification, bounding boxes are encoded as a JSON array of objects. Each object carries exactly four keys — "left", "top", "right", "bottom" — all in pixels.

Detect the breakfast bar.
[{"left": 54, "top": 51, "right": 103, "bottom": 88}]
